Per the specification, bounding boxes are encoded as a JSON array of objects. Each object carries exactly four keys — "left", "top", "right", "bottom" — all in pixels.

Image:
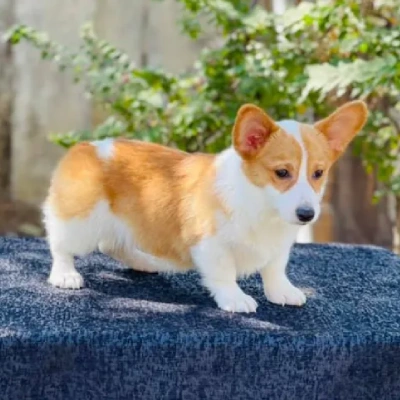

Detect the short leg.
[
  {"left": 44, "top": 204, "right": 86, "bottom": 289},
  {"left": 48, "top": 248, "right": 84, "bottom": 289},
  {"left": 191, "top": 241, "right": 257, "bottom": 313},
  {"left": 261, "top": 251, "right": 306, "bottom": 306}
]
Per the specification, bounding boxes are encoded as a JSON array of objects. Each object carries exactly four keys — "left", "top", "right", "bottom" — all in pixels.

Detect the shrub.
[{"left": 7, "top": 0, "right": 400, "bottom": 196}]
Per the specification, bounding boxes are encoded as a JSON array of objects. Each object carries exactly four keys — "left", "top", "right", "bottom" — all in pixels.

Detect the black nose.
[{"left": 296, "top": 206, "right": 315, "bottom": 223}]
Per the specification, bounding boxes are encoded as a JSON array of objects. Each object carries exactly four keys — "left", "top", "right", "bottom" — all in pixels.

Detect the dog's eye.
[
  {"left": 275, "top": 169, "right": 290, "bottom": 179},
  {"left": 313, "top": 169, "right": 324, "bottom": 179}
]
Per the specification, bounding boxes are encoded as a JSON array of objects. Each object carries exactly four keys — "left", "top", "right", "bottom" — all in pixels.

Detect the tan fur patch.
[
  {"left": 48, "top": 143, "right": 105, "bottom": 219},
  {"left": 242, "top": 129, "right": 302, "bottom": 192},
  {"left": 49, "top": 139, "right": 228, "bottom": 270},
  {"left": 300, "top": 124, "right": 333, "bottom": 193}
]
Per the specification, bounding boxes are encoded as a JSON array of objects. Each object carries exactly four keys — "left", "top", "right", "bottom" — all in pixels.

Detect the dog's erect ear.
[
  {"left": 314, "top": 101, "right": 369, "bottom": 160},
  {"left": 233, "top": 104, "right": 279, "bottom": 160}
]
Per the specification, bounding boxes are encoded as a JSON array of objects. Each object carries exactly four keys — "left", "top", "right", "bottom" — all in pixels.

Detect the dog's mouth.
[
  {"left": 290, "top": 219, "right": 315, "bottom": 226},
  {"left": 293, "top": 221, "right": 308, "bottom": 226},
  {"left": 295, "top": 219, "right": 316, "bottom": 226},
  {"left": 282, "top": 220, "right": 309, "bottom": 227}
]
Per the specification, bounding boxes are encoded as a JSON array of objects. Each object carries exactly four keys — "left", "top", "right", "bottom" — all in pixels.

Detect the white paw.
[
  {"left": 48, "top": 271, "right": 84, "bottom": 289},
  {"left": 214, "top": 287, "right": 258, "bottom": 313},
  {"left": 264, "top": 280, "right": 306, "bottom": 307}
]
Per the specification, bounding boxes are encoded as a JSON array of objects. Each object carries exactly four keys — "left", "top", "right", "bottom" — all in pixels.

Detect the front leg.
[
  {"left": 191, "top": 240, "right": 258, "bottom": 313},
  {"left": 261, "top": 251, "right": 306, "bottom": 307}
]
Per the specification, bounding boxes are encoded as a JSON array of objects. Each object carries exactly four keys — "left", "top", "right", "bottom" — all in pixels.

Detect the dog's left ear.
[{"left": 314, "top": 100, "right": 369, "bottom": 160}]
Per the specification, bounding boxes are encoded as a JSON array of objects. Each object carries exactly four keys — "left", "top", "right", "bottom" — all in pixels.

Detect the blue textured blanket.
[{"left": 1, "top": 237, "right": 400, "bottom": 400}]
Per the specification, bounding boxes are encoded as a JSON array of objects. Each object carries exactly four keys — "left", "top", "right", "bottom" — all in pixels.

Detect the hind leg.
[
  {"left": 48, "top": 249, "right": 84, "bottom": 289},
  {"left": 44, "top": 203, "right": 98, "bottom": 289}
]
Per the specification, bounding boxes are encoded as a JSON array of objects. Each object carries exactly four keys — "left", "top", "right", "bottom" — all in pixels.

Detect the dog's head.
[{"left": 232, "top": 101, "right": 369, "bottom": 225}]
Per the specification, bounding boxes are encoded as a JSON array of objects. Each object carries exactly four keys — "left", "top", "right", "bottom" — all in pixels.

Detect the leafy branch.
[{"left": 6, "top": 0, "right": 400, "bottom": 195}]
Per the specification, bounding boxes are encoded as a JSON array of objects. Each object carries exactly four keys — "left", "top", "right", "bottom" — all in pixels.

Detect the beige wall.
[
  {"left": 12, "top": 0, "right": 94, "bottom": 205},
  {"left": 0, "top": 0, "right": 14, "bottom": 196},
  {"left": 10, "top": 0, "right": 212, "bottom": 206}
]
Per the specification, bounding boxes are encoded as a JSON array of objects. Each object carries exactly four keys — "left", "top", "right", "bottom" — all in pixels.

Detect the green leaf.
[{"left": 7, "top": 0, "right": 400, "bottom": 198}]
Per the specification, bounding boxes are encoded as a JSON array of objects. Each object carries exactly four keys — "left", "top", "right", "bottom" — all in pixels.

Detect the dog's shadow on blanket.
[
  {"left": 91, "top": 267, "right": 213, "bottom": 307},
  {"left": 83, "top": 264, "right": 320, "bottom": 333}
]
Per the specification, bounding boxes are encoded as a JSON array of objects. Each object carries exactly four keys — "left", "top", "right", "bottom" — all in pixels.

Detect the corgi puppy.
[{"left": 44, "top": 100, "right": 368, "bottom": 313}]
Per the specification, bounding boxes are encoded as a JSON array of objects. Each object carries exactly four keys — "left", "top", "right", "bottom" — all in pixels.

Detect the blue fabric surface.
[{"left": 1, "top": 237, "right": 400, "bottom": 400}]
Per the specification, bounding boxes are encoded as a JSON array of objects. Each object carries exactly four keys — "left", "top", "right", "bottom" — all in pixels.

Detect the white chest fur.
[{"left": 215, "top": 210, "right": 298, "bottom": 276}]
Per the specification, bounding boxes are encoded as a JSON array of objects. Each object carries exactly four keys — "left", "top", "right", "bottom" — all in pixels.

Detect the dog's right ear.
[{"left": 233, "top": 104, "right": 279, "bottom": 160}]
